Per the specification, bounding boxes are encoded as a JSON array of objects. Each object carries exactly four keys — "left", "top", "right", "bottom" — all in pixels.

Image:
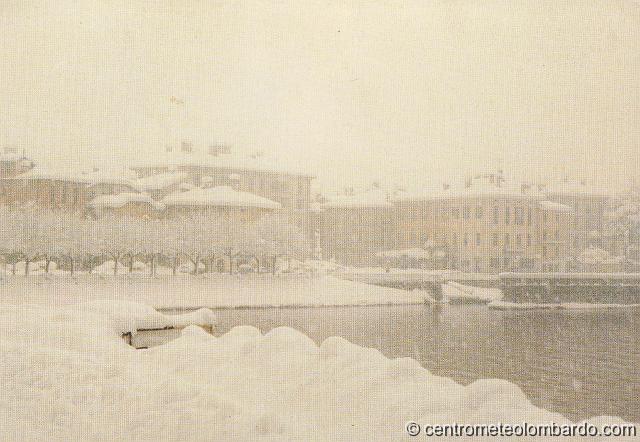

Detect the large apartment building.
[{"left": 393, "top": 174, "right": 574, "bottom": 272}]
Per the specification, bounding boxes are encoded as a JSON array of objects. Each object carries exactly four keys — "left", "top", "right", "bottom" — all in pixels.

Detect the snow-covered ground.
[
  {"left": 0, "top": 301, "right": 630, "bottom": 441},
  {"left": 443, "top": 282, "right": 503, "bottom": 303},
  {"left": 0, "top": 274, "right": 424, "bottom": 309}
]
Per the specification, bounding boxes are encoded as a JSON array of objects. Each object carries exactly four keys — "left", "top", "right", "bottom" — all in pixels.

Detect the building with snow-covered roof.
[
  {"left": 544, "top": 180, "right": 611, "bottom": 254},
  {"left": 312, "top": 189, "right": 396, "bottom": 266},
  {"left": 130, "top": 143, "right": 315, "bottom": 238},
  {"left": 162, "top": 186, "right": 281, "bottom": 222},
  {"left": 391, "top": 173, "right": 573, "bottom": 272},
  {"left": 0, "top": 165, "right": 141, "bottom": 214}
]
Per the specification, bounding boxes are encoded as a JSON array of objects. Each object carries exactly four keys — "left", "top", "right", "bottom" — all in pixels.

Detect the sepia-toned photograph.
[{"left": 0, "top": 0, "right": 639, "bottom": 440}]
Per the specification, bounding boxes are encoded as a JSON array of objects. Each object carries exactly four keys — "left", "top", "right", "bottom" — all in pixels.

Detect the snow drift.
[{"left": 0, "top": 302, "right": 629, "bottom": 441}]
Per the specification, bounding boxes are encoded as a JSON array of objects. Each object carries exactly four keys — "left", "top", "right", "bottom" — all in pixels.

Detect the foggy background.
[{"left": 1, "top": 0, "right": 639, "bottom": 193}]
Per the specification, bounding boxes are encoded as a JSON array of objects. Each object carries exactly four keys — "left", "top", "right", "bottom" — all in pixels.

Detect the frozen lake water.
[{"left": 204, "top": 304, "right": 640, "bottom": 424}]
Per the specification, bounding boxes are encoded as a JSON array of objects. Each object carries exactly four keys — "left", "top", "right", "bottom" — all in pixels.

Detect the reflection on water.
[{"left": 210, "top": 305, "right": 640, "bottom": 423}]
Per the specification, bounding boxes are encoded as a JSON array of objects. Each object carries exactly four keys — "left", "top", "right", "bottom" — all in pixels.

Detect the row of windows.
[
  {"left": 406, "top": 206, "right": 563, "bottom": 225},
  {"left": 405, "top": 230, "right": 561, "bottom": 248}
]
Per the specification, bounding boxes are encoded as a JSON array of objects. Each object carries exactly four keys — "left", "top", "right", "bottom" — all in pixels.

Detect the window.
[
  {"left": 490, "top": 257, "right": 499, "bottom": 268},
  {"left": 493, "top": 206, "right": 499, "bottom": 224},
  {"left": 475, "top": 233, "right": 481, "bottom": 246},
  {"left": 543, "top": 231, "right": 548, "bottom": 241},
  {"left": 505, "top": 207, "right": 511, "bottom": 225},
  {"left": 463, "top": 233, "right": 469, "bottom": 247},
  {"left": 463, "top": 206, "right": 471, "bottom": 220},
  {"left": 515, "top": 207, "right": 524, "bottom": 225},
  {"left": 504, "top": 233, "right": 510, "bottom": 248},
  {"left": 475, "top": 206, "right": 483, "bottom": 219},
  {"left": 451, "top": 208, "right": 460, "bottom": 219},
  {"left": 516, "top": 234, "right": 522, "bottom": 247},
  {"left": 527, "top": 208, "right": 532, "bottom": 225},
  {"left": 527, "top": 234, "right": 532, "bottom": 246},
  {"left": 492, "top": 233, "right": 499, "bottom": 246},
  {"left": 543, "top": 211, "right": 548, "bottom": 223},
  {"left": 441, "top": 207, "right": 448, "bottom": 220},
  {"left": 555, "top": 229, "right": 560, "bottom": 240},
  {"left": 452, "top": 233, "right": 458, "bottom": 246}
]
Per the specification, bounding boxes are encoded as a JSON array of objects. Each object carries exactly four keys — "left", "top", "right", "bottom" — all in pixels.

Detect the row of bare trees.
[{"left": 0, "top": 207, "right": 308, "bottom": 276}]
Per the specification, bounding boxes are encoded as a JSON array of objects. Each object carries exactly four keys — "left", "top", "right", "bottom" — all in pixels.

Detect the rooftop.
[
  {"left": 393, "top": 174, "right": 545, "bottom": 202},
  {"left": 89, "top": 192, "right": 164, "bottom": 210},
  {"left": 162, "top": 186, "right": 281, "bottom": 210},
  {"left": 319, "top": 189, "right": 393, "bottom": 209},
  {"left": 544, "top": 180, "right": 610, "bottom": 198},
  {"left": 4, "top": 166, "right": 137, "bottom": 187},
  {"left": 129, "top": 147, "right": 315, "bottom": 178}
]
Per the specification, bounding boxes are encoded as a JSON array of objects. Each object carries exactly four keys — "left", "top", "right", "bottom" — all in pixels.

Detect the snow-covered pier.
[{"left": 500, "top": 273, "right": 640, "bottom": 304}]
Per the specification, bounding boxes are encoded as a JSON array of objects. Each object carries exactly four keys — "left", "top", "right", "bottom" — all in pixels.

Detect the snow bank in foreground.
[{"left": 0, "top": 303, "right": 629, "bottom": 441}]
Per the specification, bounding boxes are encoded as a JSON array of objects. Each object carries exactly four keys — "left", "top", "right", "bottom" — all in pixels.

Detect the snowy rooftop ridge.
[
  {"left": 544, "top": 180, "right": 611, "bottom": 198},
  {"left": 538, "top": 200, "right": 573, "bottom": 214},
  {"left": 4, "top": 166, "right": 138, "bottom": 187},
  {"left": 129, "top": 149, "right": 315, "bottom": 178},
  {"left": 162, "top": 185, "right": 281, "bottom": 210},
  {"left": 392, "top": 178, "right": 545, "bottom": 202},
  {"left": 319, "top": 189, "right": 393, "bottom": 209},
  {"left": 88, "top": 192, "right": 164, "bottom": 210},
  {"left": 133, "top": 171, "right": 189, "bottom": 191}
]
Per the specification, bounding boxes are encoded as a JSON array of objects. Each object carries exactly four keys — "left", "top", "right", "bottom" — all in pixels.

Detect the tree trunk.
[
  {"left": 172, "top": 256, "right": 178, "bottom": 276},
  {"left": 128, "top": 255, "right": 134, "bottom": 273},
  {"left": 228, "top": 255, "right": 234, "bottom": 275},
  {"left": 24, "top": 258, "right": 30, "bottom": 277},
  {"left": 191, "top": 255, "right": 200, "bottom": 275},
  {"left": 149, "top": 254, "right": 155, "bottom": 277},
  {"left": 45, "top": 257, "right": 52, "bottom": 273},
  {"left": 272, "top": 256, "right": 277, "bottom": 275},
  {"left": 113, "top": 256, "right": 119, "bottom": 276},
  {"left": 12, "top": 262, "right": 16, "bottom": 275},
  {"left": 70, "top": 257, "right": 75, "bottom": 276}
]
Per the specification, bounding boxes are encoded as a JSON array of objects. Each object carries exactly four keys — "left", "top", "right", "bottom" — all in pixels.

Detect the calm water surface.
[{"left": 210, "top": 305, "right": 640, "bottom": 423}]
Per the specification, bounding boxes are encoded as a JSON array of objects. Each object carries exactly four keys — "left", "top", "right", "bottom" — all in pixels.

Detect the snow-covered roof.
[
  {"left": 393, "top": 177, "right": 544, "bottom": 202},
  {"left": 133, "top": 171, "right": 189, "bottom": 191},
  {"left": 538, "top": 200, "right": 573, "bottom": 214},
  {"left": 319, "top": 189, "right": 393, "bottom": 209},
  {"left": 5, "top": 166, "right": 136, "bottom": 187},
  {"left": 544, "top": 181, "right": 610, "bottom": 198},
  {"left": 163, "top": 186, "right": 281, "bottom": 210},
  {"left": 0, "top": 152, "right": 24, "bottom": 162},
  {"left": 129, "top": 150, "right": 315, "bottom": 178},
  {"left": 88, "top": 192, "right": 163, "bottom": 210}
]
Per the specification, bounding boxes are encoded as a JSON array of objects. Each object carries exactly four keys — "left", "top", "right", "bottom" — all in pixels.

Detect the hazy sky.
[{"left": 1, "top": 0, "right": 639, "bottom": 193}]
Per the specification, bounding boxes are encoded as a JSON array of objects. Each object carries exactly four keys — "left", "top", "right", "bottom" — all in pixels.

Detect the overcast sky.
[{"left": 1, "top": 0, "right": 639, "bottom": 193}]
